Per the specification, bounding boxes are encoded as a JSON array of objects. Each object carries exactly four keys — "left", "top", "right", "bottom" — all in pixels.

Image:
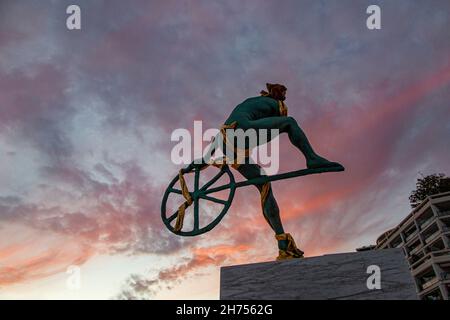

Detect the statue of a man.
[{"left": 196, "top": 83, "right": 342, "bottom": 260}]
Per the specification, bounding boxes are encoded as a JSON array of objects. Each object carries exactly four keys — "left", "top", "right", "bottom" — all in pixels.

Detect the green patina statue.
[
  {"left": 222, "top": 83, "right": 342, "bottom": 260},
  {"left": 161, "top": 83, "right": 344, "bottom": 261}
]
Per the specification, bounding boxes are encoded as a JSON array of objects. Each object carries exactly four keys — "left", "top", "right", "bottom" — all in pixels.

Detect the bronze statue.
[{"left": 162, "top": 83, "right": 344, "bottom": 260}]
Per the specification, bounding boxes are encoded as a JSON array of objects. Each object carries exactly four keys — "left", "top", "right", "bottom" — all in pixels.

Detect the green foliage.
[{"left": 409, "top": 173, "right": 450, "bottom": 208}]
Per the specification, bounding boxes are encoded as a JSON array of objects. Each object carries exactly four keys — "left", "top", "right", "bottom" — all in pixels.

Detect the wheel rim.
[{"left": 161, "top": 165, "right": 235, "bottom": 236}]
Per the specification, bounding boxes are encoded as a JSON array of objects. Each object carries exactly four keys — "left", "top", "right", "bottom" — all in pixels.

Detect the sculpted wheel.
[{"left": 161, "top": 164, "right": 236, "bottom": 236}]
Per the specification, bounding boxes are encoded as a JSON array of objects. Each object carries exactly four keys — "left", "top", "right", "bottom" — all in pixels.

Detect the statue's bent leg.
[
  {"left": 239, "top": 116, "right": 317, "bottom": 160},
  {"left": 239, "top": 116, "right": 340, "bottom": 169}
]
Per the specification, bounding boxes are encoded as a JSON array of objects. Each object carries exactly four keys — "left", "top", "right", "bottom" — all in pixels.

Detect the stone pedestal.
[{"left": 220, "top": 248, "right": 417, "bottom": 300}]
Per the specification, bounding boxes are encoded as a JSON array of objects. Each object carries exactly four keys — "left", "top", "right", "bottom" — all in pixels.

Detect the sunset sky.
[{"left": 0, "top": 0, "right": 450, "bottom": 299}]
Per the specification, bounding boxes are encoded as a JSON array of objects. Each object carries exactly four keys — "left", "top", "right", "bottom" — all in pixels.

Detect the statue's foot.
[
  {"left": 275, "top": 233, "right": 304, "bottom": 261},
  {"left": 306, "top": 155, "right": 343, "bottom": 170},
  {"left": 277, "top": 249, "right": 304, "bottom": 261}
]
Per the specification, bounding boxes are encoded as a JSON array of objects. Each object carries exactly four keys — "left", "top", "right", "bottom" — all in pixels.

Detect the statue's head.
[{"left": 265, "top": 83, "right": 287, "bottom": 101}]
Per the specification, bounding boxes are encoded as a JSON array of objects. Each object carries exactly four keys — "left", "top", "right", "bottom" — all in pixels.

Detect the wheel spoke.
[
  {"left": 169, "top": 188, "right": 182, "bottom": 195},
  {"left": 200, "top": 169, "right": 225, "bottom": 192},
  {"left": 193, "top": 198, "right": 199, "bottom": 231},
  {"left": 194, "top": 167, "right": 200, "bottom": 191},
  {"left": 167, "top": 210, "right": 179, "bottom": 223},
  {"left": 193, "top": 167, "right": 200, "bottom": 231},
  {"left": 204, "top": 183, "right": 232, "bottom": 195},
  {"left": 199, "top": 194, "right": 227, "bottom": 205}
]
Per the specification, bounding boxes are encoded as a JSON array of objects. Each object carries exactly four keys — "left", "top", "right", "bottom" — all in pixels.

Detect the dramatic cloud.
[{"left": 115, "top": 244, "right": 251, "bottom": 299}]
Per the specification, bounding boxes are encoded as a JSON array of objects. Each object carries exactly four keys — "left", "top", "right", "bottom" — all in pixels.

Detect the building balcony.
[
  {"left": 405, "top": 230, "right": 418, "bottom": 242},
  {"left": 422, "top": 277, "right": 439, "bottom": 290},
  {"left": 420, "top": 218, "right": 435, "bottom": 230},
  {"left": 410, "top": 246, "right": 422, "bottom": 256},
  {"left": 420, "top": 286, "right": 444, "bottom": 300},
  {"left": 424, "top": 231, "right": 441, "bottom": 244}
]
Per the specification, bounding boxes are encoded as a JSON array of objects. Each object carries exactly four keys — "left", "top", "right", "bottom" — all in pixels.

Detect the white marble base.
[{"left": 220, "top": 248, "right": 417, "bottom": 300}]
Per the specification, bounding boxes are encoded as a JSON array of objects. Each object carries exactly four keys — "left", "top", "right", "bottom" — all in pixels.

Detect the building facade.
[{"left": 375, "top": 191, "right": 450, "bottom": 300}]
